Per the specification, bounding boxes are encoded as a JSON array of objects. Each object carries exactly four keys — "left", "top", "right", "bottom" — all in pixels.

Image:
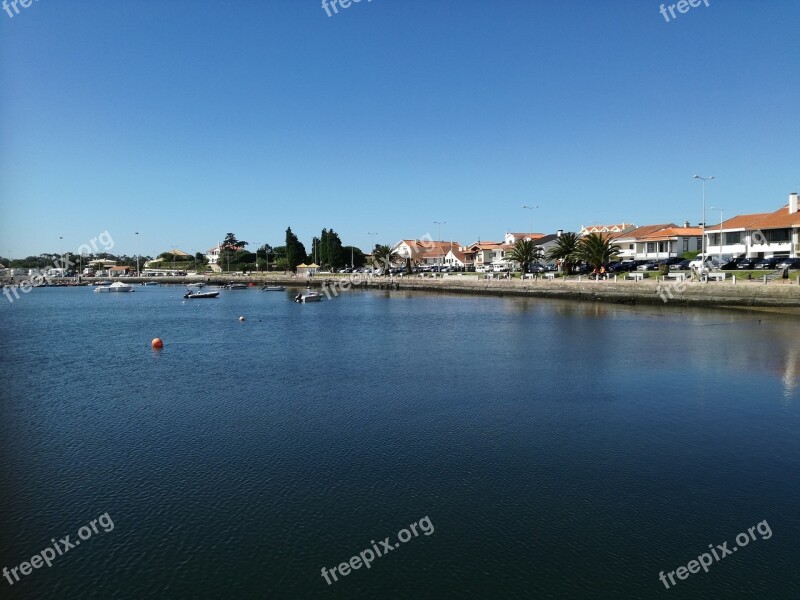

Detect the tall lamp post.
[
  {"left": 135, "top": 232, "right": 140, "bottom": 277},
  {"left": 693, "top": 175, "right": 715, "bottom": 258},
  {"left": 433, "top": 221, "right": 446, "bottom": 267},
  {"left": 521, "top": 204, "right": 538, "bottom": 239},
  {"left": 710, "top": 207, "right": 724, "bottom": 264}
]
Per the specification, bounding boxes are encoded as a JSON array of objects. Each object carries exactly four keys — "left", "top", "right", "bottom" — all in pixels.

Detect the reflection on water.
[{"left": 0, "top": 287, "right": 798, "bottom": 599}]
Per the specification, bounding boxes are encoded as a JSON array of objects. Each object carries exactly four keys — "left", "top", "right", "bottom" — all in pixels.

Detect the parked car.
[
  {"left": 689, "top": 256, "right": 713, "bottom": 271},
  {"left": 670, "top": 259, "right": 692, "bottom": 271},
  {"left": 754, "top": 257, "right": 780, "bottom": 270},
  {"left": 735, "top": 258, "right": 758, "bottom": 270},
  {"left": 663, "top": 257, "right": 684, "bottom": 266},
  {"left": 776, "top": 258, "right": 800, "bottom": 269},
  {"left": 720, "top": 259, "right": 741, "bottom": 271},
  {"left": 637, "top": 261, "right": 660, "bottom": 271}
]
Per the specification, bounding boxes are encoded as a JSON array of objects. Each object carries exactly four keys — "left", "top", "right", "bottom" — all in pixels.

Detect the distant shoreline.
[{"left": 7, "top": 273, "right": 800, "bottom": 310}]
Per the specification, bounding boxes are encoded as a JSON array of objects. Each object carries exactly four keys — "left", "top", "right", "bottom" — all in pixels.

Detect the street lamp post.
[
  {"left": 711, "top": 207, "right": 724, "bottom": 264},
  {"left": 522, "top": 205, "right": 538, "bottom": 239},
  {"left": 135, "top": 232, "right": 140, "bottom": 277},
  {"left": 433, "top": 221, "right": 446, "bottom": 267},
  {"left": 693, "top": 175, "right": 715, "bottom": 258}
]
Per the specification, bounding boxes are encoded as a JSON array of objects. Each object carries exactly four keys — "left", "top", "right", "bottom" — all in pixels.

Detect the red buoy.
[{"left": 151, "top": 338, "right": 164, "bottom": 349}]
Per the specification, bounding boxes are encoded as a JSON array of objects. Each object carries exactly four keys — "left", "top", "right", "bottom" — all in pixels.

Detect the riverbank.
[{"left": 9, "top": 272, "right": 796, "bottom": 309}]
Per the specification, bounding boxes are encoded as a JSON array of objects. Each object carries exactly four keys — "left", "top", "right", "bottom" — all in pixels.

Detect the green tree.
[
  {"left": 218, "top": 233, "right": 247, "bottom": 272},
  {"left": 194, "top": 252, "right": 209, "bottom": 273},
  {"left": 505, "top": 239, "right": 542, "bottom": 276},
  {"left": 372, "top": 244, "right": 399, "bottom": 273},
  {"left": 341, "top": 246, "right": 365, "bottom": 269},
  {"left": 256, "top": 244, "right": 273, "bottom": 272},
  {"left": 546, "top": 232, "right": 581, "bottom": 275},
  {"left": 318, "top": 228, "right": 345, "bottom": 270},
  {"left": 285, "top": 227, "right": 307, "bottom": 271},
  {"left": 576, "top": 233, "right": 620, "bottom": 270}
]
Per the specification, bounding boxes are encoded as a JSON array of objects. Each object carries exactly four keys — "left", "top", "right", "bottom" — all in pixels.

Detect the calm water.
[{"left": 0, "top": 286, "right": 798, "bottom": 599}]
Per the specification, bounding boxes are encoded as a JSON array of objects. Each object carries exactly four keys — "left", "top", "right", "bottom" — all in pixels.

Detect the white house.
[
  {"left": 579, "top": 223, "right": 636, "bottom": 236},
  {"left": 706, "top": 193, "right": 800, "bottom": 259},
  {"left": 611, "top": 223, "right": 702, "bottom": 261},
  {"left": 206, "top": 244, "right": 221, "bottom": 265},
  {"left": 392, "top": 239, "right": 460, "bottom": 266},
  {"left": 504, "top": 232, "right": 544, "bottom": 245}
]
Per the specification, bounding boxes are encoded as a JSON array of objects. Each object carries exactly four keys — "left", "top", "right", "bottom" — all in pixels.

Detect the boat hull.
[
  {"left": 95, "top": 282, "right": 134, "bottom": 292},
  {"left": 294, "top": 292, "right": 323, "bottom": 303}
]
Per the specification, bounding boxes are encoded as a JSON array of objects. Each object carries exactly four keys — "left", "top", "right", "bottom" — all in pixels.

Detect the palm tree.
[
  {"left": 505, "top": 239, "right": 541, "bottom": 277},
  {"left": 372, "top": 244, "right": 399, "bottom": 274},
  {"left": 577, "top": 232, "right": 620, "bottom": 270},
  {"left": 546, "top": 232, "right": 580, "bottom": 274}
]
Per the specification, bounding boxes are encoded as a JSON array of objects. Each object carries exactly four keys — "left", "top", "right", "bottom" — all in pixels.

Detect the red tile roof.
[
  {"left": 747, "top": 205, "right": 800, "bottom": 229},
  {"left": 610, "top": 224, "right": 676, "bottom": 240},
  {"left": 716, "top": 213, "right": 771, "bottom": 230}
]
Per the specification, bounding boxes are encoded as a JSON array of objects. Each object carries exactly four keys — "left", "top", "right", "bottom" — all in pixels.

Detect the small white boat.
[
  {"left": 95, "top": 281, "right": 134, "bottom": 293},
  {"left": 294, "top": 290, "right": 323, "bottom": 303},
  {"left": 186, "top": 282, "right": 205, "bottom": 289},
  {"left": 226, "top": 283, "right": 248, "bottom": 290},
  {"left": 184, "top": 290, "right": 219, "bottom": 299},
  {"left": 262, "top": 285, "right": 285, "bottom": 291},
  {"left": 141, "top": 281, "right": 159, "bottom": 286}
]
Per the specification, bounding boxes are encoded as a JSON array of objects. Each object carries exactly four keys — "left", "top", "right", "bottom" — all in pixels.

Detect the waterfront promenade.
[{"left": 12, "top": 272, "right": 798, "bottom": 309}]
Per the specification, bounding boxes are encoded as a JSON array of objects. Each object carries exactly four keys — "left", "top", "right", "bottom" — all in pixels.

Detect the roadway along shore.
[{"left": 57, "top": 272, "right": 800, "bottom": 309}]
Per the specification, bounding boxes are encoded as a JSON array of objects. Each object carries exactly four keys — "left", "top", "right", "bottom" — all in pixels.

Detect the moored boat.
[
  {"left": 294, "top": 290, "right": 323, "bottom": 303},
  {"left": 186, "top": 282, "right": 205, "bottom": 289},
  {"left": 225, "top": 283, "right": 248, "bottom": 290},
  {"left": 184, "top": 290, "right": 220, "bottom": 299},
  {"left": 95, "top": 281, "right": 134, "bottom": 293},
  {"left": 261, "top": 285, "right": 285, "bottom": 291}
]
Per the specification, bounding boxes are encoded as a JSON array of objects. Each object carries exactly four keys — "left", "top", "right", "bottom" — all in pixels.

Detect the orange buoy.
[{"left": 151, "top": 337, "right": 164, "bottom": 348}]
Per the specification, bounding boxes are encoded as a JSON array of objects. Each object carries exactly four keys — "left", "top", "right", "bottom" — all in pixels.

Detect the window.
[
  {"left": 724, "top": 231, "right": 742, "bottom": 245},
  {"left": 709, "top": 233, "right": 721, "bottom": 246},
  {"left": 646, "top": 242, "right": 655, "bottom": 253},
  {"left": 764, "top": 229, "right": 791, "bottom": 243},
  {"left": 683, "top": 238, "right": 689, "bottom": 252}
]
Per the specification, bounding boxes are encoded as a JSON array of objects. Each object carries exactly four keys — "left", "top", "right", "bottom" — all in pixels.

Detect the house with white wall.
[
  {"left": 504, "top": 232, "right": 544, "bottom": 245},
  {"left": 706, "top": 193, "right": 800, "bottom": 259},
  {"left": 609, "top": 223, "right": 702, "bottom": 261},
  {"left": 392, "top": 240, "right": 460, "bottom": 266},
  {"left": 579, "top": 223, "right": 636, "bottom": 236}
]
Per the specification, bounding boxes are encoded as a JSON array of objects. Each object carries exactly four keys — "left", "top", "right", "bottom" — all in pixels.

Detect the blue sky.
[{"left": 1, "top": 0, "right": 798, "bottom": 257}]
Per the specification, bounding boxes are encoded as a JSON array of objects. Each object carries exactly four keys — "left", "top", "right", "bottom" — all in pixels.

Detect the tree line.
[{"left": 215, "top": 228, "right": 367, "bottom": 273}]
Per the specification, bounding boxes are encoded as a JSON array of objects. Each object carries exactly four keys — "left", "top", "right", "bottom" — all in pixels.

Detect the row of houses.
[{"left": 390, "top": 192, "right": 800, "bottom": 269}]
